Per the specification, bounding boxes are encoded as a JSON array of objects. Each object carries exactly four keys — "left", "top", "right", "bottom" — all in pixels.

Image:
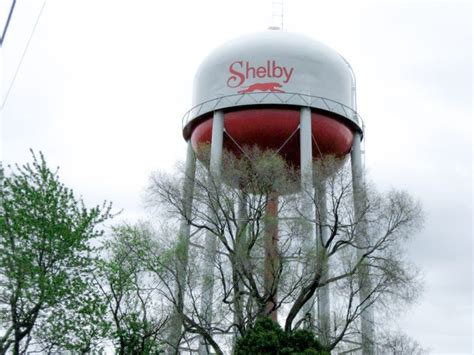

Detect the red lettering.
[
  {"left": 246, "top": 62, "right": 256, "bottom": 80},
  {"left": 227, "top": 61, "right": 245, "bottom": 88},
  {"left": 267, "top": 61, "right": 272, "bottom": 77},
  {"left": 227, "top": 60, "right": 294, "bottom": 88},
  {"left": 256, "top": 66, "right": 266, "bottom": 78},
  {"left": 272, "top": 61, "right": 283, "bottom": 78},
  {"left": 283, "top": 67, "right": 294, "bottom": 83}
]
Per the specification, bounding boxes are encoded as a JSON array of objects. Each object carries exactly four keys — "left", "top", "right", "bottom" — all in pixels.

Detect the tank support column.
[
  {"left": 199, "top": 110, "right": 224, "bottom": 355},
  {"left": 315, "top": 183, "right": 331, "bottom": 347},
  {"left": 299, "top": 107, "right": 317, "bottom": 328},
  {"left": 264, "top": 191, "right": 279, "bottom": 321},
  {"left": 168, "top": 141, "right": 197, "bottom": 354},
  {"left": 232, "top": 192, "right": 248, "bottom": 350},
  {"left": 351, "top": 132, "right": 374, "bottom": 355}
]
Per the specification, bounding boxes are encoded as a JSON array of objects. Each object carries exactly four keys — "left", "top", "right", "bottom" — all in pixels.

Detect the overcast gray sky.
[{"left": 1, "top": 0, "right": 472, "bottom": 353}]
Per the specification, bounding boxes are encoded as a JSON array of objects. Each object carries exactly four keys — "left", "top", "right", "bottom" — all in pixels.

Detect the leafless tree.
[
  {"left": 374, "top": 329, "right": 428, "bottom": 355},
  {"left": 146, "top": 148, "right": 424, "bottom": 354}
]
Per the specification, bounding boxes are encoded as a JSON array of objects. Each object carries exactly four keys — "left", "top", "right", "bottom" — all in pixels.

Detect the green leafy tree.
[
  {"left": 235, "top": 318, "right": 329, "bottom": 355},
  {"left": 0, "top": 152, "right": 112, "bottom": 354},
  {"left": 34, "top": 282, "right": 110, "bottom": 353},
  {"left": 97, "top": 223, "right": 169, "bottom": 355}
]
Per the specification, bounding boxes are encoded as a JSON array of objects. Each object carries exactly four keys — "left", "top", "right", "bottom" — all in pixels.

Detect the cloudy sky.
[{"left": 1, "top": 0, "right": 472, "bottom": 353}]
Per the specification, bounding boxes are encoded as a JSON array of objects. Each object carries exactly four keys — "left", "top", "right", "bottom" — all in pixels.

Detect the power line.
[
  {"left": 0, "top": 0, "right": 16, "bottom": 46},
  {"left": 1, "top": 0, "right": 47, "bottom": 111}
]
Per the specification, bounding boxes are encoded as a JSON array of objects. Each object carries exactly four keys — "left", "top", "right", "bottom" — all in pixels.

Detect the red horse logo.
[{"left": 238, "top": 82, "right": 285, "bottom": 94}]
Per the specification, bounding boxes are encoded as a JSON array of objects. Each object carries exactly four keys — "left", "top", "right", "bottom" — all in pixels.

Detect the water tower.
[{"left": 171, "top": 31, "right": 373, "bottom": 355}]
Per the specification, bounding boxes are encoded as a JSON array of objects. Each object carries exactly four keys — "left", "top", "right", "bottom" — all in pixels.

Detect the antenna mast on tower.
[{"left": 269, "top": 0, "right": 284, "bottom": 30}]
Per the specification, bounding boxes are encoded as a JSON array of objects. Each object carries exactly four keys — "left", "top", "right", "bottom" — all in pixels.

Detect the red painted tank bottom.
[{"left": 190, "top": 108, "right": 354, "bottom": 168}]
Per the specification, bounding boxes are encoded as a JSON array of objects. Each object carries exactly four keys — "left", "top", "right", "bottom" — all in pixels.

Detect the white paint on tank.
[{"left": 192, "top": 31, "right": 354, "bottom": 115}]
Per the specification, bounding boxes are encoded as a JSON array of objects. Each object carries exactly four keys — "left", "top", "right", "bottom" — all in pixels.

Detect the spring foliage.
[
  {"left": 235, "top": 318, "right": 330, "bottom": 355},
  {"left": 0, "top": 152, "right": 112, "bottom": 354}
]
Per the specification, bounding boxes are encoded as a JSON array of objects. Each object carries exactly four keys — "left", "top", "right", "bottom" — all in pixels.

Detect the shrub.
[{"left": 235, "top": 318, "right": 330, "bottom": 355}]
